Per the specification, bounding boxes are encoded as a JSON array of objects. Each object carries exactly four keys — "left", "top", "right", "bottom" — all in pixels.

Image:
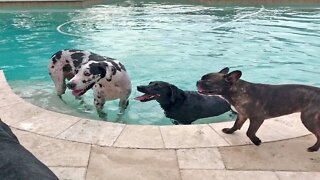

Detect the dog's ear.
[
  {"left": 98, "top": 62, "right": 107, "bottom": 78},
  {"left": 224, "top": 70, "right": 242, "bottom": 83},
  {"left": 219, "top": 67, "right": 229, "bottom": 74},
  {"left": 105, "top": 65, "right": 116, "bottom": 82},
  {"left": 89, "top": 62, "right": 106, "bottom": 78},
  {"left": 169, "top": 85, "right": 185, "bottom": 103}
]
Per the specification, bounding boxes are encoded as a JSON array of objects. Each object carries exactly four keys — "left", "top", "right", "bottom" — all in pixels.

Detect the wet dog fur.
[{"left": 135, "top": 81, "right": 232, "bottom": 124}]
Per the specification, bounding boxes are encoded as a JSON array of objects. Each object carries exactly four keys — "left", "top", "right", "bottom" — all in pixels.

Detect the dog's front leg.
[
  {"left": 118, "top": 99, "right": 129, "bottom": 114},
  {"left": 246, "top": 118, "right": 264, "bottom": 146},
  {"left": 222, "top": 114, "right": 247, "bottom": 134},
  {"left": 94, "top": 97, "right": 106, "bottom": 118}
]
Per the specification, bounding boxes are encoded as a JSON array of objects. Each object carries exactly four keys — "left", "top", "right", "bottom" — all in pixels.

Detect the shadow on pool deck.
[{"left": 0, "top": 70, "right": 319, "bottom": 179}]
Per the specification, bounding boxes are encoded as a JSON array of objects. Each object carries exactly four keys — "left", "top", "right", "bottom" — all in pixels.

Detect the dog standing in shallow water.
[
  {"left": 197, "top": 67, "right": 320, "bottom": 152},
  {"left": 48, "top": 49, "right": 131, "bottom": 117},
  {"left": 135, "top": 81, "right": 232, "bottom": 124}
]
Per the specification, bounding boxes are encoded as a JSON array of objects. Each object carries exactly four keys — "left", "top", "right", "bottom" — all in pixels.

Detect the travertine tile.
[
  {"left": 180, "top": 170, "right": 279, "bottom": 180},
  {"left": 57, "top": 119, "right": 124, "bottom": 146},
  {"left": 12, "top": 128, "right": 91, "bottom": 167},
  {"left": 210, "top": 121, "right": 252, "bottom": 145},
  {"left": 0, "top": 70, "right": 12, "bottom": 91},
  {"left": 160, "top": 125, "right": 229, "bottom": 148},
  {"left": 13, "top": 110, "right": 80, "bottom": 137},
  {"left": 0, "top": 102, "right": 45, "bottom": 125},
  {"left": 0, "top": 88, "right": 23, "bottom": 108},
  {"left": 219, "top": 135, "right": 320, "bottom": 171},
  {"left": 113, "top": 125, "right": 164, "bottom": 148},
  {"left": 210, "top": 113, "right": 310, "bottom": 146},
  {"left": 50, "top": 167, "right": 86, "bottom": 180},
  {"left": 86, "top": 146, "right": 180, "bottom": 180},
  {"left": 275, "top": 171, "right": 320, "bottom": 180},
  {"left": 177, "top": 148, "right": 225, "bottom": 170}
]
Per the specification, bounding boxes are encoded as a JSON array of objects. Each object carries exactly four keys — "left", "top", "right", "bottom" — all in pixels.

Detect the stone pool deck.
[{"left": 0, "top": 70, "right": 319, "bottom": 179}]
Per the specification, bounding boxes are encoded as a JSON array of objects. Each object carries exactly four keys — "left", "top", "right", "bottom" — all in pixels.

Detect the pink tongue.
[
  {"left": 134, "top": 94, "right": 154, "bottom": 101},
  {"left": 197, "top": 86, "right": 204, "bottom": 93},
  {"left": 72, "top": 89, "right": 83, "bottom": 96}
]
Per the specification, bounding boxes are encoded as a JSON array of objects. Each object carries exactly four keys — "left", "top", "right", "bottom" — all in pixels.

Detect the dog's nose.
[
  {"left": 67, "top": 82, "right": 76, "bottom": 89},
  {"left": 137, "top": 86, "right": 144, "bottom": 91}
]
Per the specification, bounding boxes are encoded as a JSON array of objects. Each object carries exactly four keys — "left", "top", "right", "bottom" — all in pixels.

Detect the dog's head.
[
  {"left": 135, "top": 81, "right": 185, "bottom": 104},
  {"left": 197, "top": 67, "right": 242, "bottom": 95},
  {"left": 66, "top": 61, "right": 115, "bottom": 96}
]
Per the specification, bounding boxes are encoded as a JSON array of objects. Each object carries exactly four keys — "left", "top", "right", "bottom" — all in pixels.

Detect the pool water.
[{"left": 0, "top": 1, "right": 319, "bottom": 125}]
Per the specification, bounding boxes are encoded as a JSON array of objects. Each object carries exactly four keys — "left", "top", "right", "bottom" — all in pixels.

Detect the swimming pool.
[{"left": 1, "top": 1, "right": 319, "bottom": 125}]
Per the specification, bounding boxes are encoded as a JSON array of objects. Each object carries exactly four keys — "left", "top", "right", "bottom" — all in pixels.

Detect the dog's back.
[
  {"left": 231, "top": 82, "right": 320, "bottom": 118},
  {"left": 166, "top": 91, "right": 231, "bottom": 124}
]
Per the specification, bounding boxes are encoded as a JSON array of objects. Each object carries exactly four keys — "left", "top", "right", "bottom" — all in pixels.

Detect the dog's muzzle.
[{"left": 67, "top": 82, "right": 76, "bottom": 90}]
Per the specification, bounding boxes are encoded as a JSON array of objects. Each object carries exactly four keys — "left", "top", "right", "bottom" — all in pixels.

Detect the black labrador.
[
  {"left": 0, "top": 119, "right": 58, "bottom": 179},
  {"left": 135, "top": 81, "right": 232, "bottom": 124}
]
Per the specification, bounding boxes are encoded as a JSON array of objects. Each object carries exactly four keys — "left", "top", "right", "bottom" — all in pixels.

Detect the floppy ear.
[
  {"left": 169, "top": 85, "right": 184, "bottom": 103},
  {"left": 98, "top": 63, "right": 107, "bottom": 79},
  {"left": 105, "top": 65, "right": 116, "bottom": 82},
  {"left": 224, "top": 70, "right": 242, "bottom": 83},
  {"left": 219, "top": 67, "right": 229, "bottom": 74}
]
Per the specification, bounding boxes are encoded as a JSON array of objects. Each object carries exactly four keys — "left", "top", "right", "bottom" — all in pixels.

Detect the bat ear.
[
  {"left": 219, "top": 67, "right": 229, "bottom": 74},
  {"left": 224, "top": 70, "right": 242, "bottom": 83}
]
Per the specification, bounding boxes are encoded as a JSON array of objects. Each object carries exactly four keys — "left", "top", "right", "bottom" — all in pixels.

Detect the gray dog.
[
  {"left": 135, "top": 81, "right": 232, "bottom": 124},
  {"left": 197, "top": 67, "right": 320, "bottom": 152}
]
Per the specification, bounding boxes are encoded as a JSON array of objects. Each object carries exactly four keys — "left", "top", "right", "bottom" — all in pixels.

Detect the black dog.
[
  {"left": 135, "top": 81, "right": 232, "bottom": 124},
  {"left": 197, "top": 67, "right": 320, "bottom": 152},
  {"left": 0, "top": 119, "right": 58, "bottom": 179}
]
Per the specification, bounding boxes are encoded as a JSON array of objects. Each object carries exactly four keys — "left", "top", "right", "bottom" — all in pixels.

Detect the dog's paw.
[
  {"left": 97, "top": 111, "right": 107, "bottom": 119},
  {"left": 251, "top": 137, "right": 262, "bottom": 146},
  {"left": 222, "top": 128, "right": 235, "bottom": 134},
  {"left": 307, "top": 146, "right": 319, "bottom": 152}
]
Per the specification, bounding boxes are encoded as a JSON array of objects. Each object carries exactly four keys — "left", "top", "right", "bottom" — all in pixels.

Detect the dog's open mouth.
[
  {"left": 71, "top": 83, "right": 95, "bottom": 97},
  {"left": 72, "top": 89, "right": 85, "bottom": 97},
  {"left": 134, "top": 94, "right": 160, "bottom": 102},
  {"left": 197, "top": 87, "right": 214, "bottom": 95}
]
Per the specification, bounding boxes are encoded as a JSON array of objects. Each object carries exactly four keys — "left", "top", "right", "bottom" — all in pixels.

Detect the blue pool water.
[{"left": 0, "top": 1, "right": 319, "bottom": 125}]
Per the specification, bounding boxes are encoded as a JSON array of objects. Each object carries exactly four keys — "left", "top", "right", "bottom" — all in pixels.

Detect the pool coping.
[
  {"left": 0, "top": 70, "right": 311, "bottom": 149},
  {"left": 2, "top": 70, "right": 320, "bottom": 179}
]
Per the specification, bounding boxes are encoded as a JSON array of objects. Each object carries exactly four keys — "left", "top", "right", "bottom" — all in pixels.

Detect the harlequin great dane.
[{"left": 48, "top": 49, "right": 131, "bottom": 117}]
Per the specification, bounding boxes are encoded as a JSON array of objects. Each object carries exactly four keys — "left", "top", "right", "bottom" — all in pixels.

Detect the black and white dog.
[
  {"left": 48, "top": 49, "right": 131, "bottom": 117},
  {"left": 135, "top": 81, "right": 232, "bottom": 124}
]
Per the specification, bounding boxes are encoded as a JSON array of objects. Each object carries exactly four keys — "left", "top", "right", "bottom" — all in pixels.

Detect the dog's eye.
[{"left": 84, "top": 71, "right": 90, "bottom": 76}]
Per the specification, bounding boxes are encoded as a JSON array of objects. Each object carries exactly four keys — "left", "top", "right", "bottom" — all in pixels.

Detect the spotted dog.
[
  {"left": 48, "top": 49, "right": 131, "bottom": 117},
  {"left": 197, "top": 67, "right": 320, "bottom": 152}
]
